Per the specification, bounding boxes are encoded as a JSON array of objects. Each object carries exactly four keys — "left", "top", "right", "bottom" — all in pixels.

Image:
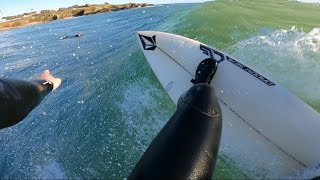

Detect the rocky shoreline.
[{"left": 0, "top": 3, "right": 151, "bottom": 31}]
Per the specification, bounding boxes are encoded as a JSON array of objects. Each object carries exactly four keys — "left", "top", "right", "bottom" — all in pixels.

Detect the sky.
[
  {"left": 0, "top": 0, "right": 320, "bottom": 19},
  {"left": 0, "top": 0, "right": 207, "bottom": 19}
]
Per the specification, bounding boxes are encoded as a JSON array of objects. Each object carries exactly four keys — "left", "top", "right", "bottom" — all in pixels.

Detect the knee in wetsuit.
[{"left": 129, "top": 58, "right": 221, "bottom": 180}]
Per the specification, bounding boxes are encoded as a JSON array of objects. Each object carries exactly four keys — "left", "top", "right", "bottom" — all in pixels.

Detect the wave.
[
  {"left": 175, "top": 0, "right": 320, "bottom": 110},
  {"left": 228, "top": 27, "right": 320, "bottom": 111},
  {"left": 297, "top": 0, "right": 320, "bottom": 4},
  {"left": 176, "top": 0, "right": 320, "bottom": 49},
  {"left": 174, "top": 1, "right": 320, "bottom": 177}
]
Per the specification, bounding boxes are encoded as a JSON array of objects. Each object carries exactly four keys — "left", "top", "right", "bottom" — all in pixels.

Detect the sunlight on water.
[{"left": 36, "top": 161, "right": 67, "bottom": 179}]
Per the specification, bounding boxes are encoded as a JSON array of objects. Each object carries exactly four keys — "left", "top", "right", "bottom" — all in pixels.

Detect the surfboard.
[{"left": 136, "top": 31, "right": 320, "bottom": 177}]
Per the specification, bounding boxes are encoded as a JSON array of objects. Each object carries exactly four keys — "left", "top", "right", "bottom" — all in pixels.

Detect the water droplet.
[
  {"left": 142, "top": 11, "right": 146, "bottom": 13},
  {"left": 78, "top": 100, "right": 84, "bottom": 104}
]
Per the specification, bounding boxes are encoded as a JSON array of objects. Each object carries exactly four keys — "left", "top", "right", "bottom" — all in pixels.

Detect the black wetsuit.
[
  {"left": 0, "top": 78, "right": 53, "bottom": 129},
  {"left": 129, "top": 83, "right": 222, "bottom": 179}
]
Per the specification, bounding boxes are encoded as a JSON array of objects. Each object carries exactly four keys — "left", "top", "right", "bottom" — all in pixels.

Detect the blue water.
[
  {"left": 0, "top": 4, "right": 193, "bottom": 178},
  {"left": 1, "top": 1, "right": 320, "bottom": 179}
]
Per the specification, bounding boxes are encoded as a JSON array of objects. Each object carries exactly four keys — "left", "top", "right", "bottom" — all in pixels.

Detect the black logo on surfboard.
[
  {"left": 139, "top": 34, "right": 157, "bottom": 50},
  {"left": 200, "top": 44, "right": 225, "bottom": 63},
  {"left": 200, "top": 44, "right": 275, "bottom": 86}
]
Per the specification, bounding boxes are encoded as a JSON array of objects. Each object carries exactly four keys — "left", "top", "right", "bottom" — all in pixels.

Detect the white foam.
[
  {"left": 118, "top": 78, "right": 170, "bottom": 150},
  {"left": 36, "top": 161, "right": 67, "bottom": 179},
  {"left": 228, "top": 27, "right": 320, "bottom": 109},
  {"left": 297, "top": 0, "right": 320, "bottom": 4},
  {"left": 289, "top": 163, "right": 320, "bottom": 179}
]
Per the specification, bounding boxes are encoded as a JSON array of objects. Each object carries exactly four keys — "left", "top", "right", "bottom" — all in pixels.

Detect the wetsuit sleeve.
[
  {"left": 0, "top": 78, "right": 53, "bottom": 129},
  {"left": 128, "top": 84, "right": 222, "bottom": 180}
]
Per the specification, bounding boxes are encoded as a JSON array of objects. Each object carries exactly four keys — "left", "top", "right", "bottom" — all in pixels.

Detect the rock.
[
  {"left": 52, "top": 15, "right": 58, "bottom": 20},
  {"left": 73, "top": 10, "right": 85, "bottom": 17}
]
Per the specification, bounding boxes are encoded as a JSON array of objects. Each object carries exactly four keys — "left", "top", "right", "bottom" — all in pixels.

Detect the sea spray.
[{"left": 228, "top": 27, "right": 320, "bottom": 111}]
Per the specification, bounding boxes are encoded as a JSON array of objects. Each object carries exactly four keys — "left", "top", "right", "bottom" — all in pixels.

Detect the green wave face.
[
  {"left": 175, "top": 0, "right": 320, "bottom": 179},
  {"left": 177, "top": 0, "right": 320, "bottom": 49},
  {"left": 177, "top": 0, "right": 320, "bottom": 112}
]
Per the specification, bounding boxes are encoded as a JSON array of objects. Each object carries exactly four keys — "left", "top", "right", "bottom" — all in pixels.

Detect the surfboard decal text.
[
  {"left": 200, "top": 44, "right": 275, "bottom": 86},
  {"left": 138, "top": 34, "right": 157, "bottom": 50},
  {"left": 200, "top": 44, "right": 225, "bottom": 63},
  {"left": 226, "top": 56, "right": 276, "bottom": 86}
]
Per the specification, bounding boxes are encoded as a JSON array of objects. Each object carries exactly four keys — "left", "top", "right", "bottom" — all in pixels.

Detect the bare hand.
[{"left": 39, "top": 70, "right": 61, "bottom": 90}]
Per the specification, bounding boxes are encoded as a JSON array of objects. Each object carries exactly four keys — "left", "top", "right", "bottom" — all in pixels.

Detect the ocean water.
[{"left": 0, "top": 1, "right": 319, "bottom": 179}]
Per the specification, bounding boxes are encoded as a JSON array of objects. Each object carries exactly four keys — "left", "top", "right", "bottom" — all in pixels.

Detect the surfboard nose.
[
  {"left": 137, "top": 31, "right": 153, "bottom": 34},
  {"left": 137, "top": 33, "right": 157, "bottom": 51}
]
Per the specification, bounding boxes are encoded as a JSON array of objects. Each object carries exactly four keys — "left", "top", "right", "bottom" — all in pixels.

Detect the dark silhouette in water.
[{"left": 60, "top": 33, "right": 82, "bottom": 39}]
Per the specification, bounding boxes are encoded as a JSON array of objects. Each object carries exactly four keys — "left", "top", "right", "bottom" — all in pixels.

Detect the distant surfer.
[
  {"left": 0, "top": 70, "right": 61, "bottom": 129},
  {"left": 129, "top": 58, "right": 222, "bottom": 179},
  {"left": 60, "top": 36, "right": 68, "bottom": 40},
  {"left": 74, "top": 33, "right": 81, "bottom": 37},
  {"left": 60, "top": 33, "right": 82, "bottom": 40}
]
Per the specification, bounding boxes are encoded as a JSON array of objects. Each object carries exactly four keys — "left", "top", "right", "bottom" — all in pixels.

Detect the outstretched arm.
[{"left": 0, "top": 70, "right": 61, "bottom": 129}]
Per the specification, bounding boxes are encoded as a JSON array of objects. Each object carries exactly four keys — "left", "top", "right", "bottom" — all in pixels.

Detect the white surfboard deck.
[{"left": 136, "top": 31, "right": 320, "bottom": 177}]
